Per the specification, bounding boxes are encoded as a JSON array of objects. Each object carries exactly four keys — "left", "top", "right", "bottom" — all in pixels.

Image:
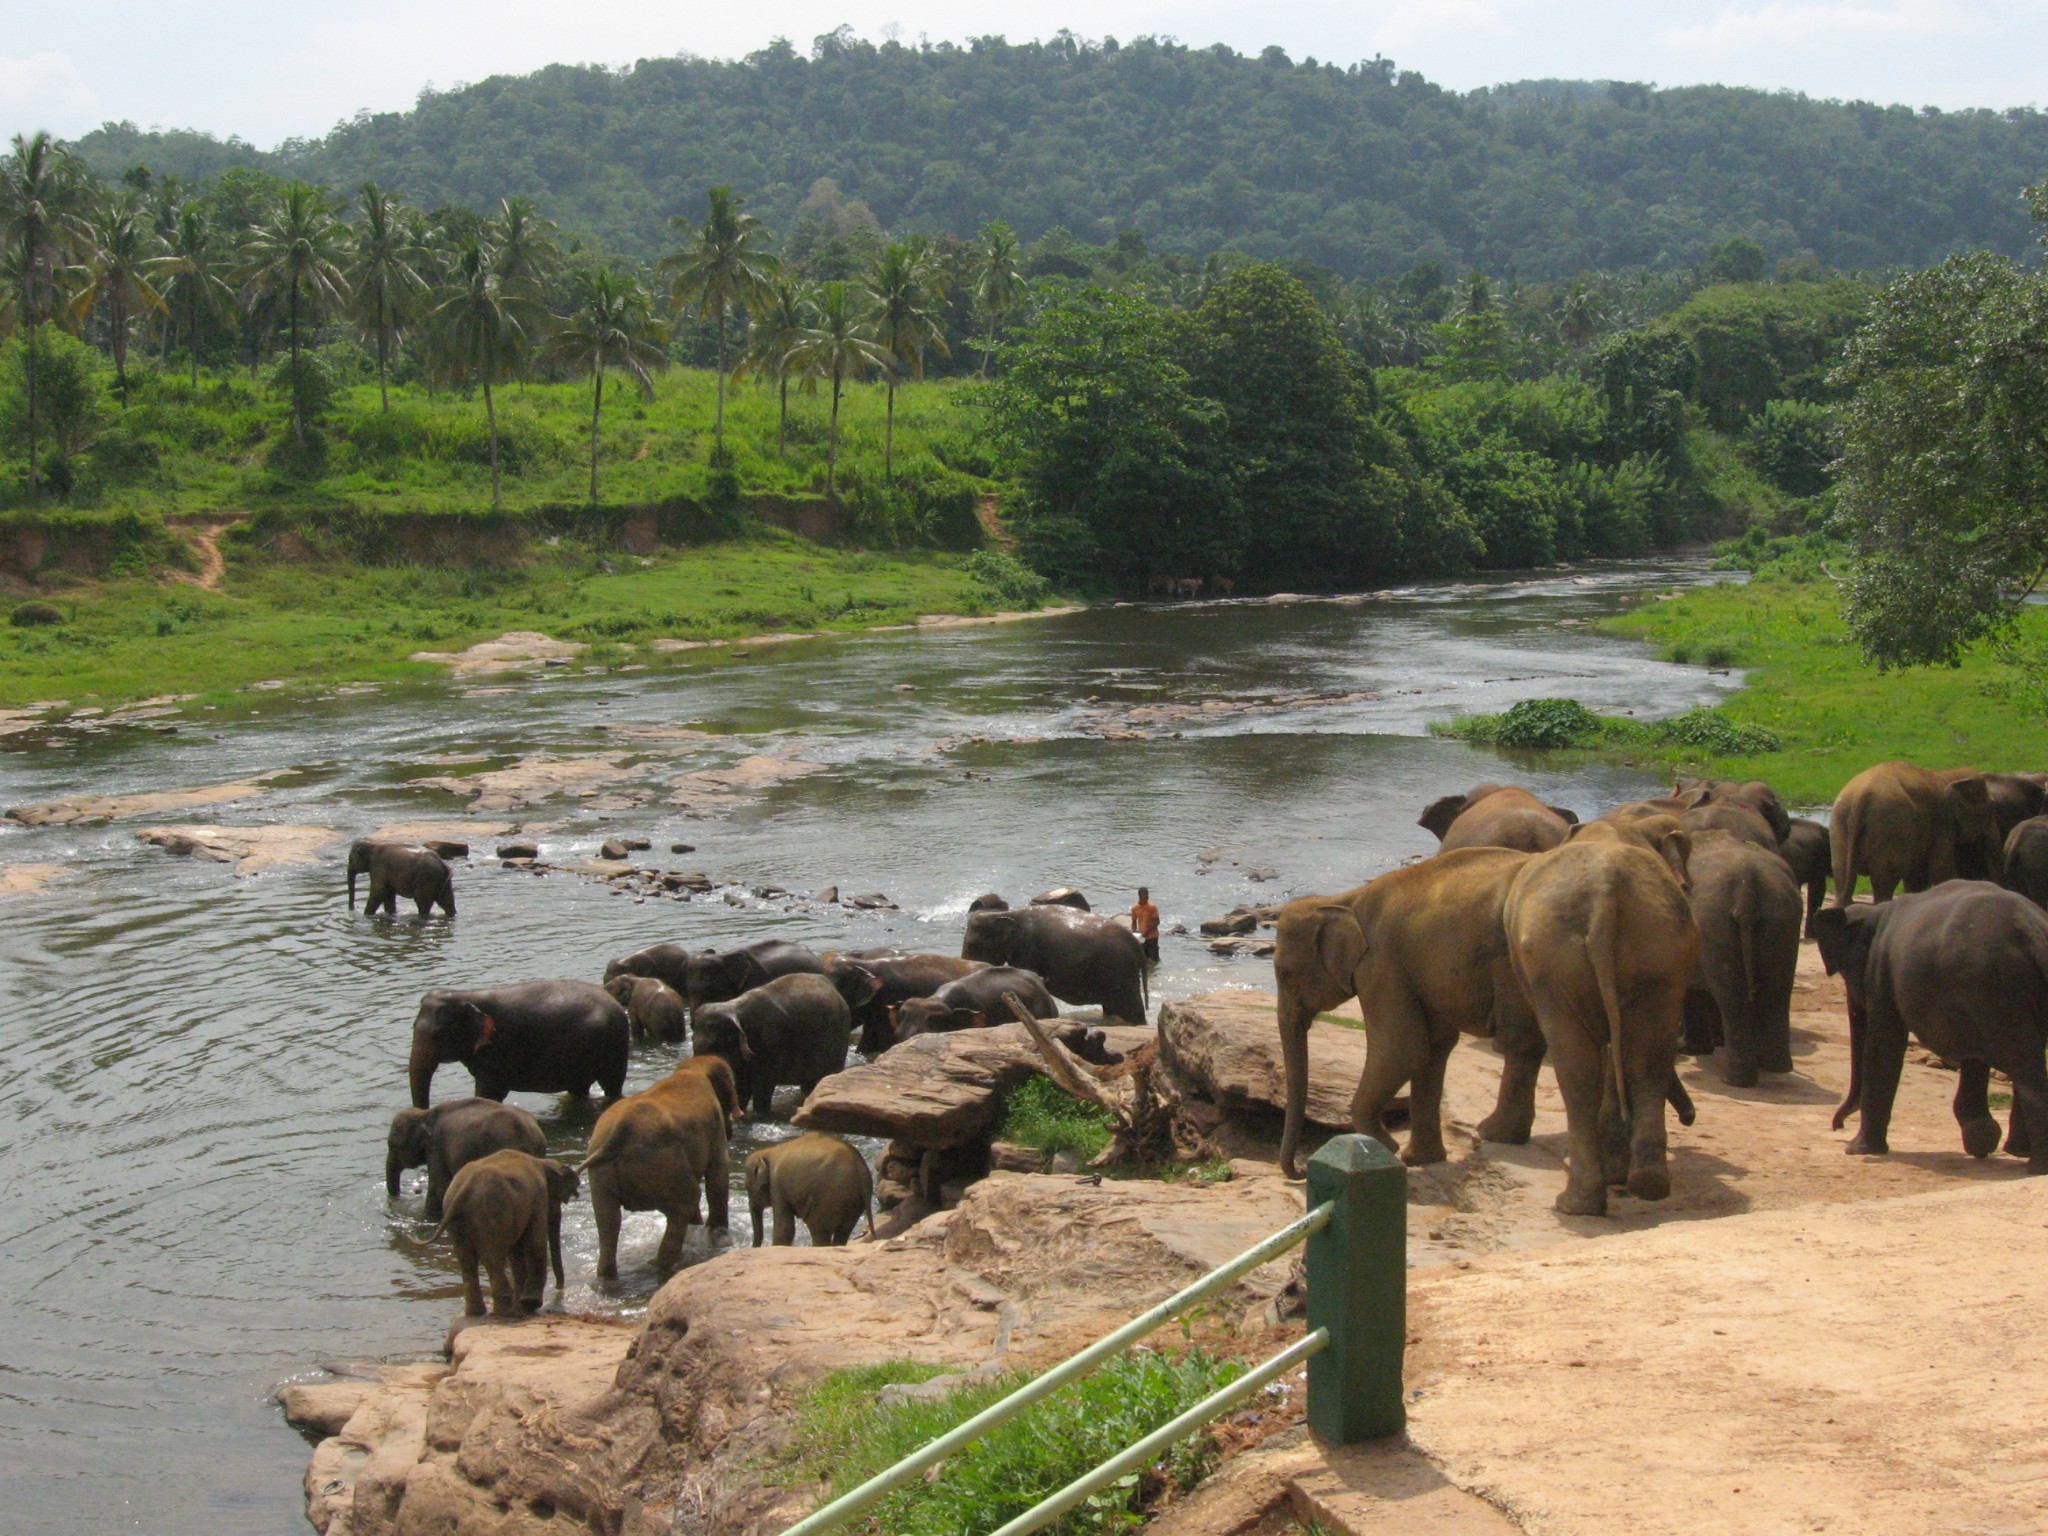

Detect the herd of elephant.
[
  {"left": 1277, "top": 763, "right": 2048, "bottom": 1219},
  {"left": 382, "top": 890, "right": 1149, "bottom": 1318}
]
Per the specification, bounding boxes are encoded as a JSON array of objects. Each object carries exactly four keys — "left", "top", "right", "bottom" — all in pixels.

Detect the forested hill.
[{"left": 74, "top": 34, "right": 2048, "bottom": 279}]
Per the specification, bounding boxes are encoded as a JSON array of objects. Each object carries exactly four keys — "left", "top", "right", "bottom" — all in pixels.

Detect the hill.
[{"left": 75, "top": 34, "right": 2048, "bottom": 279}]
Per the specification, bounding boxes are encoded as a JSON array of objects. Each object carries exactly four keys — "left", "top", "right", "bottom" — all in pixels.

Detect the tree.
[
  {"left": 786, "top": 279, "right": 885, "bottom": 497},
  {"left": 1832, "top": 247, "right": 2048, "bottom": 668},
  {"left": 864, "top": 241, "right": 949, "bottom": 478},
  {"left": 348, "top": 182, "right": 424, "bottom": 411},
  {"left": 971, "top": 220, "right": 1026, "bottom": 375},
  {"left": 1556, "top": 281, "right": 1604, "bottom": 348},
  {"left": 490, "top": 196, "right": 561, "bottom": 287},
  {"left": 77, "top": 192, "right": 170, "bottom": 401},
  {"left": 0, "top": 131, "right": 93, "bottom": 497},
  {"left": 662, "top": 185, "right": 776, "bottom": 450},
  {"left": 239, "top": 181, "right": 349, "bottom": 443},
  {"left": 737, "top": 276, "right": 814, "bottom": 456},
  {"left": 428, "top": 236, "right": 536, "bottom": 507},
  {"left": 540, "top": 268, "right": 668, "bottom": 502},
  {"left": 158, "top": 204, "right": 232, "bottom": 384}
]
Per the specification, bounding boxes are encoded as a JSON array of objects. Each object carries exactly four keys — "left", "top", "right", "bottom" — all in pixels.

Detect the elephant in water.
[
  {"left": 745, "top": 1132, "right": 875, "bottom": 1246},
  {"left": 414, "top": 1148, "right": 578, "bottom": 1317},
  {"left": 408, "top": 981, "right": 628, "bottom": 1108},
  {"left": 605, "top": 974, "right": 688, "bottom": 1045},
  {"left": 603, "top": 938, "right": 824, "bottom": 1014},
  {"left": 348, "top": 839, "right": 455, "bottom": 916},
  {"left": 1418, "top": 784, "right": 1578, "bottom": 854},
  {"left": 824, "top": 950, "right": 987, "bottom": 1057},
  {"left": 1830, "top": 762, "right": 2004, "bottom": 903},
  {"left": 580, "top": 1054, "right": 738, "bottom": 1280},
  {"left": 691, "top": 973, "right": 852, "bottom": 1120},
  {"left": 961, "top": 905, "right": 1147, "bottom": 1024},
  {"left": 892, "top": 965, "right": 1059, "bottom": 1041},
  {"left": 385, "top": 1097, "right": 546, "bottom": 1221}
]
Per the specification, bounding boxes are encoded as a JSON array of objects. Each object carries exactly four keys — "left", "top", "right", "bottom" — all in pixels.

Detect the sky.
[{"left": 7, "top": 0, "right": 2046, "bottom": 146}]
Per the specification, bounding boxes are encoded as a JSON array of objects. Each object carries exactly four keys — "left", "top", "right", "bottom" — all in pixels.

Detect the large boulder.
[{"left": 1158, "top": 989, "right": 1369, "bottom": 1130}]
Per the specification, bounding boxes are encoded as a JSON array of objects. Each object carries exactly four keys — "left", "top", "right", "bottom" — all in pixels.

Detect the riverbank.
[{"left": 0, "top": 535, "right": 1050, "bottom": 712}]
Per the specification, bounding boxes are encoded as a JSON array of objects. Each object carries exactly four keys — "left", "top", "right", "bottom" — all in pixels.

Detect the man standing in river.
[{"left": 1132, "top": 887, "right": 1161, "bottom": 963}]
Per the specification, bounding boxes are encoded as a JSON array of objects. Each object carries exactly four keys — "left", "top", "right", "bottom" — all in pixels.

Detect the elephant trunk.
[
  {"left": 408, "top": 1035, "right": 438, "bottom": 1110},
  {"left": 347, "top": 867, "right": 358, "bottom": 910},
  {"left": 1277, "top": 992, "right": 1313, "bottom": 1179},
  {"left": 385, "top": 1150, "right": 405, "bottom": 1198}
]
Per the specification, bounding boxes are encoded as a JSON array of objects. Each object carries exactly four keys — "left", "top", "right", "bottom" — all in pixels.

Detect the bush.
[
  {"left": 963, "top": 549, "right": 1048, "bottom": 608},
  {"left": 10, "top": 602, "right": 63, "bottom": 627},
  {"left": 1649, "top": 708, "right": 1782, "bottom": 754},
  {"left": 1744, "top": 398, "right": 1839, "bottom": 498},
  {"left": 1489, "top": 697, "right": 1616, "bottom": 749},
  {"left": 997, "top": 1074, "right": 1114, "bottom": 1161}
]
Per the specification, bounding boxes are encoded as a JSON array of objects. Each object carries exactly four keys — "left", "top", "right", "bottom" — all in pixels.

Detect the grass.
[
  {"left": 996, "top": 1075, "right": 1117, "bottom": 1163},
  {"left": 0, "top": 533, "right": 1017, "bottom": 710},
  {"left": 781, "top": 1348, "right": 1245, "bottom": 1536}
]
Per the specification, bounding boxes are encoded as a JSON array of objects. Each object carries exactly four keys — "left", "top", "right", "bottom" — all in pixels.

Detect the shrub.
[
  {"left": 10, "top": 602, "right": 63, "bottom": 627},
  {"left": 963, "top": 549, "right": 1048, "bottom": 608},
  {"left": 1744, "top": 398, "right": 1839, "bottom": 498},
  {"left": 1649, "top": 708, "right": 1782, "bottom": 754},
  {"left": 1489, "top": 697, "right": 1616, "bottom": 749},
  {"left": 997, "top": 1074, "right": 1114, "bottom": 1161}
]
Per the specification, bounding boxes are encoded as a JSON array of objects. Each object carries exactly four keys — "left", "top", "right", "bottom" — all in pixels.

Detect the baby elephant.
[
  {"left": 417, "top": 1148, "right": 578, "bottom": 1317},
  {"left": 745, "top": 1132, "right": 875, "bottom": 1247},
  {"left": 580, "top": 1054, "right": 739, "bottom": 1280},
  {"left": 386, "top": 1097, "right": 546, "bottom": 1221},
  {"left": 605, "top": 974, "right": 688, "bottom": 1045},
  {"left": 892, "top": 965, "right": 1058, "bottom": 1041},
  {"left": 348, "top": 838, "right": 455, "bottom": 916}
]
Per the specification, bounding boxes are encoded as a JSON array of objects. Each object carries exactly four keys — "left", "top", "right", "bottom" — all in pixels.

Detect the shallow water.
[{"left": 0, "top": 561, "right": 1734, "bottom": 1533}]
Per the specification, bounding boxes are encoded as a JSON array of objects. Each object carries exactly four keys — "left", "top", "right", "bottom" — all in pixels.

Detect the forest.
[{"left": 72, "top": 34, "right": 2048, "bottom": 279}]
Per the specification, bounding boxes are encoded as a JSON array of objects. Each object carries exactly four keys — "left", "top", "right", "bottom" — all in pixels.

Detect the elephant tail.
[
  {"left": 403, "top": 1216, "right": 450, "bottom": 1247},
  {"left": 577, "top": 1124, "right": 621, "bottom": 1176},
  {"left": 1831, "top": 796, "right": 1860, "bottom": 906},
  {"left": 1586, "top": 885, "right": 1630, "bottom": 1118}
]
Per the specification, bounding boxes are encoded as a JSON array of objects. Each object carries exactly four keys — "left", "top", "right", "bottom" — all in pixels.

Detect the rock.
[
  {"left": 406, "top": 630, "right": 587, "bottom": 675},
  {"left": 600, "top": 839, "right": 631, "bottom": 860},
  {"left": 1207, "top": 936, "right": 1277, "bottom": 957},
  {"left": 1201, "top": 911, "right": 1259, "bottom": 937},
  {"left": 8, "top": 770, "right": 288, "bottom": 826},
  {"left": 619, "top": 836, "right": 652, "bottom": 851},
  {"left": 277, "top": 1380, "right": 377, "bottom": 1436},
  {"left": 1244, "top": 866, "right": 1279, "bottom": 882},
  {"left": 666, "top": 755, "right": 823, "bottom": 813},
  {"left": 1031, "top": 887, "right": 1091, "bottom": 911},
  {"left": 496, "top": 840, "right": 539, "bottom": 859},
  {"left": 414, "top": 754, "right": 638, "bottom": 814},
  {"left": 370, "top": 819, "right": 511, "bottom": 848},
  {"left": 754, "top": 884, "right": 789, "bottom": 899},
  {"left": 10, "top": 601, "right": 63, "bottom": 627},
  {"left": 794, "top": 1020, "right": 1155, "bottom": 1149},
  {"left": 0, "top": 862, "right": 70, "bottom": 896},
  {"left": 136, "top": 825, "right": 342, "bottom": 874},
  {"left": 989, "top": 1140, "right": 1049, "bottom": 1173},
  {"left": 1157, "top": 989, "right": 1367, "bottom": 1129},
  {"left": 816, "top": 885, "right": 838, "bottom": 904},
  {"left": 968, "top": 892, "right": 1010, "bottom": 912},
  {"left": 669, "top": 841, "right": 696, "bottom": 854},
  {"left": 847, "top": 892, "right": 897, "bottom": 910},
  {"left": 421, "top": 840, "right": 468, "bottom": 860}
]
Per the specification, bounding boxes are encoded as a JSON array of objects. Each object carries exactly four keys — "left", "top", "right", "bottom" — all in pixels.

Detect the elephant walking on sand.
[
  {"left": 1505, "top": 820, "right": 1699, "bottom": 1216},
  {"left": 1680, "top": 829, "right": 1803, "bottom": 1086},
  {"left": 1273, "top": 847, "right": 1548, "bottom": 1177},
  {"left": 348, "top": 839, "right": 456, "bottom": 916},
  {"left": 1829, "top": 763, "right": 2004, "bottom": 903},
  {"left": 415, "top": 1148, "right": 578, "bottom": 1317},
  {"left": 581, "top": 1054, "right": 740, "bottom": 1280},
  {"left": 745, "top": 1132, "right": 875, "bottom": 1246}
]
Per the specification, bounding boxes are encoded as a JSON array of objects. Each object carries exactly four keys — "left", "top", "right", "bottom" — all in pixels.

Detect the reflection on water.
[{"left": 0, "top": 561, "right": 1733, "bottom": 1533}]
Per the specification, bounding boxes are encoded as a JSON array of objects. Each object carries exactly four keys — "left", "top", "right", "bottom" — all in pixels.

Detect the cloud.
[
  {"left": 1380, "top": 0, "right": 1516, "bottom": 46},
  {"left": 1661, "top": 0, "right": 1978, "bottom": 56},
  {"left": 0, "top": 52, "right": 100, "bottom": 137}
]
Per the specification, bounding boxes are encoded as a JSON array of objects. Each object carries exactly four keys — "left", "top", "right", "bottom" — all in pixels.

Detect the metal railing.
[{"left": 783, "top": 1133, "right": 1406, "bottom": 1536}]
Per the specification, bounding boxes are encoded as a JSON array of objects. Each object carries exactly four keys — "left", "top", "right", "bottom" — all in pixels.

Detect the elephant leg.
[
  {"left": 592, "top": 1180, "right": 623, "bottom": 1281},
  {"left": 1847, "top": 993, "right": 1907, "bottom": 1156},
  {"left": 1402, "top": 1029, "right": 1459, "bottom": 1167},
  {"left": 484, "top": 1250, "right": 518, "bottom": 1317},
  {"left": 1623, "top": 1026, "right": 1675, "bottom": 1202},
  {"left": 415, "top": 893, "right": 433, "bottom": 916},
  {"left": 454, "top": 1237, "right": 486, "bottom": 1317},
  {"left": 1351, "top": 997, "right": 1428, "bottom": 1157},
  {"left": 772, "top": 1189, "right": 799, "bottom": 1247},
  {"left": 519, "top": 1222, "right": 549, "bottom": 1311},
  {"left": 1597, "top": 1058, "right": 1631, "bottom": 1189},
  {"left": 2007, "top": 1056, "right": 2048, "bottom": 1171},
  {"left": 1682, "top": 988, "right": 1719, "bottom": 1058},
  {"left": 705, "top": 1156, "right": 730, "bottom": 1230},
  {"left": 750, "top": 1081, "right": 776, "bottom": 1121},
  {"left": 1477, "top": 1000, "right": 1545, "bottom": 1145},
  {"left": 599, "top": 1063, "right": 625, "bottom": 1102},
  {"left": 1953, "top": 1060, "right": 2001, "bottom": 1159},
  {"left": 1548, "top": 1018, "right": 1611, "bottom": 1218},
  {"left": 655, "top": 1187, "right": 696, "bottom": 1271},
  {"left": 1717, "top": 983, "right": 1760, "bottom": 1089},
  {"left": 424, "top": 1159, "right": 448, "bottom": 1223}
]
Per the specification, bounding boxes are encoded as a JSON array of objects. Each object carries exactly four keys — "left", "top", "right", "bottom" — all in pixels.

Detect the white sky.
[{"left": 8, "top": 1, "right": 2047, "bottom": 146}]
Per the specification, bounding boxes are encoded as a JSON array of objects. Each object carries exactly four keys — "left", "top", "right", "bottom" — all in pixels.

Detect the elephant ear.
[
  {"left": 1546, "top": 804, "right": 1580, "bottom": 826},
  {"left": 1947, "top": 775, "right": 1991, "bottom": 811},
  {"left": 845, "top": 965, "right": 885, "bottom": 1005},
  {"left": 1417, "top": 794, "right": 1468, "bottom": 840},
  {"left": 1808, "top": 906, "right": 1850, "bottom": 975},
  {"left": 1311, "top": 904, "right": 1368, "bottom": 989},
  {"left": 1645, "top": 825, "right": 1693, "bottom": 891}
]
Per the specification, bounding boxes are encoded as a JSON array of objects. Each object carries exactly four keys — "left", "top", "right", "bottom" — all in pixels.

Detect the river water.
[{"left": 0, "top": 561, "right": 1733, "bottom": 1534}]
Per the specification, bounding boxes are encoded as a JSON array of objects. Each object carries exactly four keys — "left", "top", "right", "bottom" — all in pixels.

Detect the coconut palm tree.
[
  {"left": 736, "top": 276, "right": 815, "bottom": 457},
  {"left": 0, "top": 131, "right": 94, "bottom": 498},
  {"left": 1556, "top": 281, "right": 1605, "bottom": 349},
  {"left": 787, "top": 279, "right": 886, "bottom": 497},
  {"left": 239, "top": 182, "right": 350, "bottom": 443},
  {"left": 540, "top": 269, "right": 669, "bottom": 503},
  {"left": 159, "top": 204, "right": 233, "bottom": 383},
  {"left": 491, "top": 196, "right": 561, "bottom": 287},
  {"left": 865, "top": 241, "right": 949, "bottom": 478},
  {"left": 428, "top": 237, "right": 536, "bottom": 508},
  {"left": 77, "top": 192, "right": 172, "bottom": 402},
  {"left": 971, "top": 220, "right": 1026, "bottom": 376},
  {"left": 661, "top": 185, "right": 777, "bottom": 450},
  {"left": 348, "top": 183, "right": 425, "bottom": 412}
]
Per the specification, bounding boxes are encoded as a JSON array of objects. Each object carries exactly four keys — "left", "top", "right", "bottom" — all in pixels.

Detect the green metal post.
[{"left": 1304, "top": 1133, "right": 1406, "bottom": 1442}]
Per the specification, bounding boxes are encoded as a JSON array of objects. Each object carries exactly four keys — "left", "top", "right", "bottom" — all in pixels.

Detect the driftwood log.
[{"left": 1004, "top": 992, "right": 1191, "bottom": 1165}]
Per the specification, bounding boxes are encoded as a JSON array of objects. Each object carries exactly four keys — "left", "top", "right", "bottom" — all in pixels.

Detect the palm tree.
[
  {"left": 540, "top": 269, "right": 669, "bottom": 502},
  {"left": 239, "top": 182, "right": 349, "bottom": 442},
  {"left": 347, "top": 183, "right": 424, "bottom": 411},
  {"left": 971, "top": 220, "right": 1026, "bottom": 376},
  {"left": 0, "top": 131, "right": 93, "bottom": 498},
  {"left": 78, "top": 193, "right": 171, "bottom": 401},
  {"left": 787, "top": 279, "right": 886, "bottom": 497},
  {"left": 159, "top": 205, "right": 232, "bottom": 383},
  {"left": 491, "top": 196, "right": 561, "bottom": 287},
  {"left": 865, "top": 241, "right": 949, "bottom": 478},
  {"left": 1453, "top": 271, "right": 1495, "bottom": 317},
  {"left": 661, "top": 185, "right": 777, "bottom": 450},
  {"left": 1556, "top": 281, "right": 1605, "bottom": 349},
  {"left": 736, "top": 276, "right": 815, "bottom": 457},
  {"left": 428, "top": 237, "right": 535, "bottom": 508}
]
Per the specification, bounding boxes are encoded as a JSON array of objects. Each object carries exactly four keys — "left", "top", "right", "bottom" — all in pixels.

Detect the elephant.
[
  {"left": 691, "top": 973, "right": 852, "bottom": 1119},
  {"left": 893, "top": 966, "right": 1059, "bottom": 1040},
  {"left": 967, "top": 893, "right": 1011, "bottom": 913},
  {"left": 745, "top": 1132, "right": 875, "bottom": 1246},
  {"left": 605, "top": 974, "right": 688, "bottom": 1045},
  {"left": 408, "top": 981, "right": 629, "bottom": 1109},
  {"left": 2005, "top": 816, "right": 2048, "bottom": 910},
  {"left": 1504, "top": 826, "right": 1699, "bottom": 1216},
  {"left": 580, "top": 1053, "right": 739, "bottom": 1279},
  {"left": 1677, "top": 830, "right": 1803, "bottom": 1086},
  {"left": 1982, "top": 772, "right": 2048, "bottom": 840},
  {"left": 961, "top": 905, "right": 1147, "bottom": 1024},
  {"left": 415, "top": 1149, "right": 578, "bottom": 1317},
  {"left": 825, "top": 951, "right": 988, "bottom": 1057},
  {"left": 386, "top": 1097, "right": 546, "bottom": 1221},
  {"left": 1812, "top": 882, "right": 2048, "bottom": 1171},
  {"left": 1830, "top": 762, "right": 2004, "bottom": 904},
  {"left": 1673, "top": 778, "right": 1792, "bottom": 843},
  {"left": 347, "top": 839, "right": 455, "bottom": 916},
  {"left": 1418, "top": 783, "right": 1579, "bottom": 854},
  {"left": 1779, "top": 817, "right": 1832, "bottom": 925},
  {"left": 1608, "top": 797, "right": 1778, "bottom": 854},
  {"left": 1274, "top": 847, "right": 1548, "bottom": 1177},
  {"left": 1030, "top": 887, "right": 1091, "bottom": 911}
]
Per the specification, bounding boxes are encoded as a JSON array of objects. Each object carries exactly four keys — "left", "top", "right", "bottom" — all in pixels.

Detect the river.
[{"left": 0, "top": 560, "right": 1734, "bottom": 1534}]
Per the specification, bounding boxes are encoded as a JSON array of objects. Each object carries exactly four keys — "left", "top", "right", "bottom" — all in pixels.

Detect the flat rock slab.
[
  {"left": 1285, "top": 1438, "right": 1523, "bottom": 1536},
  {"left": 413, "top": 754, "right": 635, "bottom": 813},
  {"left": 7, "top": 771, "right": 286, "bottom": 826},
  {"left": 369, "top": 819, "right": 512, "bottom": 846},
  {"left": 1159, "top": 988, "right": 1368, "bottom": 1130},
  {"left": 794, "top": 1021, "right": 1155, "bottom": 1149},
  {"left": 0, "top": 862, "right": 69, "bottom": 895},
  {"left": 137, "top": 824, "right": 342, "bottom": 874},
  {"left": 1407, "top": 1176, "right": 2048, "bottom": 1536},
  {"left": 666, "top": 754, "right": 823, "bottom": 812},
  {"left": 407, "top": 630, "right": 585, "bottom": 674}
]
